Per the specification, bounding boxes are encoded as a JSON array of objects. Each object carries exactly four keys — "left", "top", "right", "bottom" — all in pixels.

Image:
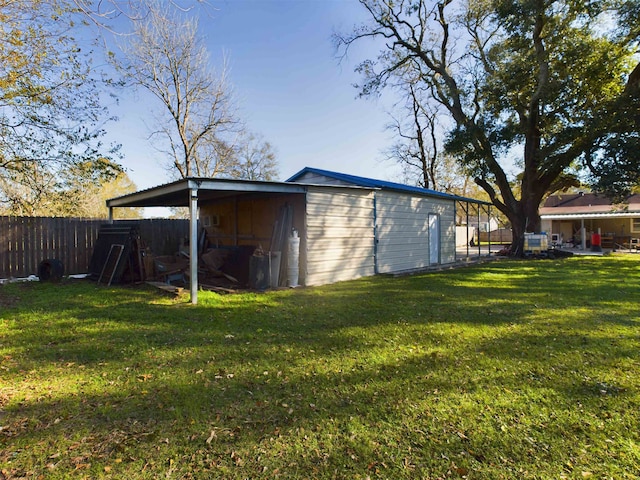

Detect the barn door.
[{"left": 428, "top": 213, "right": 440, "bottom": 265}]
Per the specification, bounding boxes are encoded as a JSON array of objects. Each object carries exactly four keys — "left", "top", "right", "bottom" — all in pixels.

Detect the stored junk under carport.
[
  {"left": 89, "top": 222, "right": 146, "bottom": 286},
  {"left": 106, "top": 167, "right": 489, "bottom": 304}
]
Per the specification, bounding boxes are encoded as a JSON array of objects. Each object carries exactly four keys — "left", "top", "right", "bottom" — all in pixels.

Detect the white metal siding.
[
  {"left": 376, "top": 191, "right": 456, "bottom": 273},
  {"left": 304, "top": 188, "right": 375, "bottom": 286}
]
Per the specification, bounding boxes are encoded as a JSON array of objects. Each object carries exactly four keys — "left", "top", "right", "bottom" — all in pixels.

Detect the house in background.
[
  {"left": 106, "top": 167, "right": 488, "bottom": 303},
  {"left": 455, "top": 212, "right": 512, "bottom": 246},
  {"left": 460, "top": 213, "right": 500, "bottom": 233},
  {"left": 540, "top": 193, "right": 640, "bottom": 248}
]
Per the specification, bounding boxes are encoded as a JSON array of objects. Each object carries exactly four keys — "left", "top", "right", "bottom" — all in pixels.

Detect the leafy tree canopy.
[
  {"left": 338, "top": 0, "right": 640, "bottom": 254},
  {"left": 0, "top": 0, "right": 122, "bottom": 216}
]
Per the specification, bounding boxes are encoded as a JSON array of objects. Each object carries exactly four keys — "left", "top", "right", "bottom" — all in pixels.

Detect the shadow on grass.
[{"left": 2, "top": 256, "right": 640, "bottom": 478}]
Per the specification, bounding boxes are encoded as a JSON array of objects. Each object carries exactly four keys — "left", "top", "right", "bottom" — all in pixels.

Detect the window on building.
[{"left": 632, "top": 218, "right": 640, "bottom": 233}]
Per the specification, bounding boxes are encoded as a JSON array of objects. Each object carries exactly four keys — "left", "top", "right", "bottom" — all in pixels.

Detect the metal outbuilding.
[{"left": 106, "top": 168, "right": 488, "bottom": 304}]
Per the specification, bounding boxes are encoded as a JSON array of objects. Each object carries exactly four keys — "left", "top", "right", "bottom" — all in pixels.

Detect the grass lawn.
[{"left": 1, "top": 255, "right": 639, "bottom": 479}]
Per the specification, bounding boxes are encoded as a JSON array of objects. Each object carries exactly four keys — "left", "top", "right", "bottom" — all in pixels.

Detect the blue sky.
[{"left": 103, "top": 0, "right": 402, "bottom": 192}]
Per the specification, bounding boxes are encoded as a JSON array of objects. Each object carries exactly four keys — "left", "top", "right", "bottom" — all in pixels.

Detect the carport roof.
[
  {"left": 107, "top": 171, "right": 491, "bottom": 208},
  {"left": 106, "top": 177, "right": 308, "bottom": 208}
]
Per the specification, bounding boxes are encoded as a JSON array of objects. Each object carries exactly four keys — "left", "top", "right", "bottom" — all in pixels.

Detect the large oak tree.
[{"left": 338, "top": 0, "right": 640, "bottom": 254}]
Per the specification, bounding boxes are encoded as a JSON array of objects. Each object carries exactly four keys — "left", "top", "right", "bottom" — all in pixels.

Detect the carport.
[{"left": 106, "top": 178, "right": 306, "bottom": 304}]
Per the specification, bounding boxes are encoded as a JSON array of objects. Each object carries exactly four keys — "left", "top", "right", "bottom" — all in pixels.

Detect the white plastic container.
[
  {"left": 524, "top": 233, "right": 548, "bottom": 253},
  {"left": 287, "top": 230, "right": 300, "bottom": 287}
]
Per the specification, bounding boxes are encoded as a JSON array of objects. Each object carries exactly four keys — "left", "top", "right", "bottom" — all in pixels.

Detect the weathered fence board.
[{"left": 0, "top": 217, "right": 188, "bottom": 279}]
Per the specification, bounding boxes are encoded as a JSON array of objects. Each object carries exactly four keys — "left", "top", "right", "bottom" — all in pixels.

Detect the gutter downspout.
[{"left": 189, "top": 187, "right": 199, "bottom": 305}]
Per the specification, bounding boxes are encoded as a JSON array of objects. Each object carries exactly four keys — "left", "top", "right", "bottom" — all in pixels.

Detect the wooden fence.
[
  {"left": 0, "top": 216, "right": 189, "bottom": 279},
  {"left": 478, "top": 228, "right": 513, "bottom": 244}
]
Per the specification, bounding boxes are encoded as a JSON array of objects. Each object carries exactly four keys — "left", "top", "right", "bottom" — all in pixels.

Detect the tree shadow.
[{"left": 2, "top": 256, "right": 640, "bottom": 478}]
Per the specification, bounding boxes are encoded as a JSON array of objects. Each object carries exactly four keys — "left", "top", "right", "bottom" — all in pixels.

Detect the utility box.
[{"left": 524, "top": 233, "right": 548, "bottom": 254}]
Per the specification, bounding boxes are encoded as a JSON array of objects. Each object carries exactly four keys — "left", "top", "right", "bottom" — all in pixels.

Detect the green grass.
[{"left": 1, "top": 255, "right": 639, "bottom": 479}]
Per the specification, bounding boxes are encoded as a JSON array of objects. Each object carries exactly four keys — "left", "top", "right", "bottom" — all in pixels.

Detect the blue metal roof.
[{"left": 286, "top": 167, "right": 489, "bottom": 204}]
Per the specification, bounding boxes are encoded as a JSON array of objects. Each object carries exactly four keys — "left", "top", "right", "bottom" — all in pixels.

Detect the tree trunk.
[{"left": 507, "top": 195, "right": 543, "bottom": 256}]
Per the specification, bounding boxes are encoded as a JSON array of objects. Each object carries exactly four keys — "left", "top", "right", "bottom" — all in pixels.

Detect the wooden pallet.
[
  {"left": 98, "top": 244, "right": 125, "bottom": 286},
  {"left": 146, "top": 281, "right": 184, "bottom": 295}
]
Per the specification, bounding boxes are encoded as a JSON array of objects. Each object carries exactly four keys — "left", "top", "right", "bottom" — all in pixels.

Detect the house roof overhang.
[
  {"left": 541, "top": 194, "right": 640, "bottom": 220},
  {"left": 540, "top": 211, "right": 640, "bottom": 220}
]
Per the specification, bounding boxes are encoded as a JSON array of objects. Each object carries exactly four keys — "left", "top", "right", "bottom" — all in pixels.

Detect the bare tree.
[
  {"left": 229, "top": 132, "right": 279, "bottom": 181},
  {"left": 384, "top": 82, "right": 442, "bottom": 190},
  {"left": 71, "top": 0, "right": 213, "bottom": 34},
  {"left": 115, "top": 4, "right": 240, "bottom": 178}
]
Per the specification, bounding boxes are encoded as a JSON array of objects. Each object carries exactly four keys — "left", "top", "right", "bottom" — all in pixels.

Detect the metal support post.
[{"left": 189, "top": 188, "right": 199, "bottom": 305}]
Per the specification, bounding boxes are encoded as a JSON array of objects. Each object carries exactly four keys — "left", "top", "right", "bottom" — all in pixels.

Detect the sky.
[{"left": 101, "top": 0, "right": 403, "bottom": 196}]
